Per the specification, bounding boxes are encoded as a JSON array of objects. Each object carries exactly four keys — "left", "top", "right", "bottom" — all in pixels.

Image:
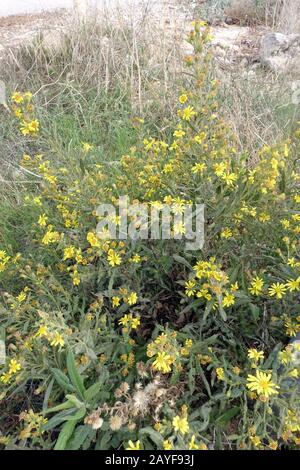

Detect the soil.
[
  {"left": 0, "top": 4, "right": 264, "bottom": 69},
  {"left": 0, "top": 10, "right": 67, "bottom": 53}
]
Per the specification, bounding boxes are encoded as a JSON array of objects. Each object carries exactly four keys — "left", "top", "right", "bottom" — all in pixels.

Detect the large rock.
[{"left": 260, "top": 32, "right": 300, "bottom": 73}]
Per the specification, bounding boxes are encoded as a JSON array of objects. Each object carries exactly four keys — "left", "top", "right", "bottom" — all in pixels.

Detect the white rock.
[{"left": 260, "top": 32, "right": 300, "bottom": 73}]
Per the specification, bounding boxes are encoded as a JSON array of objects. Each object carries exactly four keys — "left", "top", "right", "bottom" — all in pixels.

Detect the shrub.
[{"left": 0, "top": 21, "right": 299, "bottom": 450}]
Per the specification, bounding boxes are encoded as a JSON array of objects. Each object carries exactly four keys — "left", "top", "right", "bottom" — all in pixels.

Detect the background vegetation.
[{"left": 0, "top": 1, "right": 299, "bottom": 450}]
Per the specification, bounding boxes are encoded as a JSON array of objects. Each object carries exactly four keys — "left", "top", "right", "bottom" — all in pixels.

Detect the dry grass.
[
  {"left": 277, "top": 0, "right": 300, "bottom": 33},
  {"left": 1, "top": 0, "right": 299, "bottom": 177},
  {"left": 218, "top": 69, "right": 299, "bottom": 154},
  {"left": 0, "top": 2, "right": 192, "bottom": 116},
  {"left": 225, "top": 0, "right": 283, "bottom": 26}
]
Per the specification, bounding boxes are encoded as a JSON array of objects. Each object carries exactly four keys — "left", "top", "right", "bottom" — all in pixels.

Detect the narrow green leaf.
[
  {"left": 54, "top": 420, "right": 77, "bottom": 450},
  {"left": 67, "top": 351, "right": 86, "bottom": 399},
  {"left": 84, "top": 381, "right": 102, "bottom": 402},
  {"left": 51, "top": 368, "right": 75, "bottom": 393}
]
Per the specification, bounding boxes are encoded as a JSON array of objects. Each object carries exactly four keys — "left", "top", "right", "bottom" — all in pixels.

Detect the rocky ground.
[
  {"left": 0, "top": 2, "right": 299, "bottom": 80},
  {"left": 0, "top": 5, "right": 265, "bottom": 70},
  {"left": 0, "top": 10, "right": 68, "bottom": 56}
]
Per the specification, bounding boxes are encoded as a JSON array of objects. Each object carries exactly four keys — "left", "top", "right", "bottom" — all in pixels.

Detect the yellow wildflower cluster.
[
  {"left": 34, "top": 324, "right": 65, "bottom": 349},
  {"left": 147, "top": 331, "right": 193, "bottom": 374},
  {"left": 11, "top": 91, "right": 39, "bottom": 136},
  {"left": 19, "top": 410, "right": 47, "bottom": 440},
  {"left": 185, "top": 258, "right": 238, "bottom": 314},
  {"left": 0, "top": 359, "right": 22, "bottom": 384}
]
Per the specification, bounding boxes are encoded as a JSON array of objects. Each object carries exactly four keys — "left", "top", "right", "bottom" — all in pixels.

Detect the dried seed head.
[
  {"left": 136, "top": 361, "right": 148, "bottom": 377},
  {"left": 110, "top": 415, "right": 123, "bottom": 431},
  {"left": 119, "top": 382, "right": 130, "bottom": 394},
  {"left": 128, "top": 421, "right": 136, "bottom": 431},
  {"left": 84, "top": 411, "right": 103, "bottom": 430},
  {"left": 114, "top": 388, "right": 122, "bottom": 399}
]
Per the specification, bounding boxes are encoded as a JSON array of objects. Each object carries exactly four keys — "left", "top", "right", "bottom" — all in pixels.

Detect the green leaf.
[
  {"left": 54, "top": 420, "right": 77, "bottom": 450},
  {"left": 51, "top": 368, "right": 75, "bottom": 393},
  {"left": 67, "top": 351, "right": 86, "bottom": 399},
  {"left": 217, "top": 294, "right": 227, "bottom": 321},
  {"left": 67, "top": 425, "right": 93, "bottom": 450},
  {"left": 65, "top": 394, "right": 85, "bottom": 409},
  {"left": 64, "top": 407, "right": 86, "bottom": 422},
  {"left": 42, "top": 408, "right": 77, "bottom": 431},
  {"left": 96, "top": 431, "right": 112, "bottom": 450},
  {"left": 43, "top": 378, "right": 54, "bottom": 411},
  {"left": 188, "top": 366, "right": 196, "bottom": 394},
  {"left": 84, "top": 381, "right": 102, "bottom": 402},
  {"left": 43, "top": 399, "right": 74, "bottom": 416},
  {"left": 249, "top": 303, "right": 260, "bottom": 321},
  {"left": 173, "top": 254, "right": 193, "bottom": 270},
  {"left": 217, "top": 406, "right": 240, "bottom": 427},
  {"left": 140, "top": 427, "right": 162, "bottom": 447},
  {"left": 197, "top": 363, "right": 212, "bottom": 398},
  {"left": 198, "top": 404, "right": 211, "bottom": 432}
]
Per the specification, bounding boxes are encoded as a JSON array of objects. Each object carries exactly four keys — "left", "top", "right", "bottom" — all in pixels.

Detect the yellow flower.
[
  {"left": 131, "top": 317, "right": 140, "bottom": 329},
  {"left": 0, "top": 372, "right": 12, "bottom": 384},
  {"left": 172, "top": 415, "right": 189, "bottom": 435},
  {"left": 179, "top": 94, "right": 188, "bottom": 104},
  {"left": 222, "top": 172, "right": 238, "bottom": 186},
  {"left": 285, "top": 278, "right": 300, "bottom": 292},
  {"left": 278, "top": 348, "right": 292, "bottom": 365},
  {"left": 87, "top": 232, "right": 100, "bottom": 248},
  {"left": 8, "top": 359, "right": 21, "bottom": 375},
  {"left": 246, "top": 370, "right": 279, "bottom": 398},
  {"left": 152, "top": 352, "right": 173, "bottom": 374},
  {"left": 126, "top": 440, "right": 140, "bottom": 450},
  {"left": 185, "top": 280, "right": 196, "bottom": 297},
  {"left": 268, "top": 440, "right": 278, "bottom": 450},
  {"left": 216, "top": 367, "right": 224, "bottom": 381},
  {"left": 198, "top": 442, "right": 208, "bottom": 450},
  {"left": 35, "top": 325, "right": 49, "bottom": 338},
  {"left": 221, "top": 228, "right": 233, "bottom": 239},
  {"left": 179, "top": 105, "right": 196, "bottom": 121},
  {"left": 250, "top": 435, "right": 261, "bottom": 447},
  {"left": 127, "top": 292, "right": 138, "bottom": 305},
  {"left": 107, "top": 249, "right": 122, "bottom": 267},
  {"left": 285, "top": 320, "right": 299, "bottom": 337},
  {"left": 119, "top": 314, "right": 132, "bottom": 328},
  {"left": 130, "top": 254, "right": 141, "bottom": 263},
  {"left": 192, "top": 163, "right": 206, "bottom": 174},
  {"left": 38, "top": 214, "right": 48, "bottom": 227},
  {"left": 247, "top": 349, "right": 264, "bottom": 362},
  {"left": 289, "top": 368, "right": 299, "bottom": 379},
  {"left": 16, "top": 291, "right": 27, "bottom": 303},
  {"left": 268, "top": 283, "right": 286, "bottom": 299},
  {"left": 20, "top": 119, "right": 39, "bottom": 136},
  {"left": 222, "top": 293, "right": 235, "bottom": 307},
  {"left": 258, "top": 213, "right": 270, "bottom": 222},
  {"left": 71, "top": 269, "right": 81, "bottom": 286},
  {"left": 42, "top": 230, "right": 60, "bottom": 245},
  {"left": 249, "top": 276, "right": 264, "bottom": 296},
  {"left": 24, "top": 91, "right": 33, "bottom": 101},
  {"left": 64, "top": 246, "right": 76, "bottom": 260},
  {"left": 189, "top": 435, "right": 199, "bottom": 450},
  {"left": 112, "top": 296, "right": 121, "bottom": 307},
  {"left": 12, "top": 92, "right": 24, "bottom": 104},
  {"left": 50, "top": 332, "right": 65, "bottom": 348},
  {"left": 154, "top": 422, "right": 162, "bottom": 432},
  {"left": 163, "top": 439, "right": 172, "bottom": 450},
  {"left": 173, "top": 129, "right": 185, "bottom": 138},
  {"left": 82, "top": 142, "right": 93, "bottom": 153}
]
